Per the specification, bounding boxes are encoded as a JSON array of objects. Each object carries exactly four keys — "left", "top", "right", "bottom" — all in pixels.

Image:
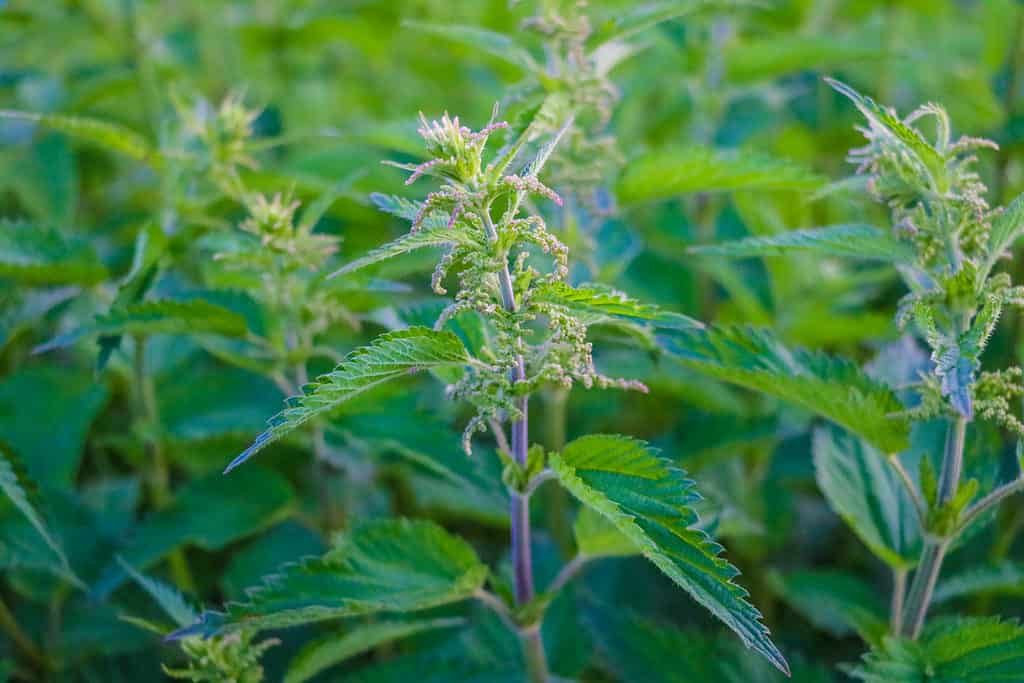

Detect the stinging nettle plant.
[
  {"left": 171, "top": 108, "right": 791, "bottom": 679},
  {"left": 675, "top": 78, "right": 1024, "bottom": 680}
]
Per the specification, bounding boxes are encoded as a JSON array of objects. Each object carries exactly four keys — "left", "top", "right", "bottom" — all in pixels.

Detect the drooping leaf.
[
  {"left": 814, "top": 427, "right": 922, "bottom": 569},
  {"left": 531, "top": 281, "right": 701, "bottom": 331},
  {"left": 92, "top": 466, "right": 294, "bottom": 598},
  {"left": 0, "top": 221, "right": 108, "bottom": 285},
  {"left": 35, "top": 298, "right": 250, "bottom": 354},
  {"left": 403, "top": 22, "right": 539, "bottom": 73},
  {"left": 0, "top": 110, "right": 156, "bottom": 163},
  {"left": 851, "top": 617, "right": 1024, "bottom": 682},
  {"left": 118, "top": 558, "right": 197, "bottom": 628},
  {"left": 768, "top": 569, "right": 887, "bottom": 641},
  {"left": 690, "top": 224, "right": 914, "bottom": 263},
  {"left": 933, "top": 562, "right": 1024, "bottom": 604},
  {"left": 171, "top": 519, "right": 488, "bottom": 638},
  {"left": 550, "top": 434, "right": 788, "bottom": 674},
  {"left": 225, "top": 328, "right": 469, "bottom": 472},
  {"left": 284, "top": 618, "right": 464, "bottom": 683},
  {"left": 660, "top": 325, "right": 911, "bottom": 453},
  {"left": 0, "top": 444, "right": 81, "bottom": 587},
  {"left": 618, "top": 145, "right": 824, "bottom": 204}
]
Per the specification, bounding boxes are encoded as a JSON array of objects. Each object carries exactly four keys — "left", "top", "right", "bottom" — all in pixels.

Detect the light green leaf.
[
  {"left": 0, "top": 221, "right": 108, "bottom": 285},
  {"left": 284, "top": 618, "right": 464, "bottom": 683},
  {"left": 172, "top": 519, "right": 488, "bottom": 638},
  {"left": 573, "top": 507, "right": 638, "bottom": 559},
  {"left": 814, "top": 427, "right": 922, "bottom": 569},
  {"left": 618, "top": 146, "right": 824, "bottom": 204},
  {"left": 35, "top": 299, "right": 250, "bottom": 354},
  {"left": 691, "top": 224, "right": 914, "bottom": 262},
  {"left": 985, "top": 192, "right": 1024, "bottom": 275},
  {"left": 118, "top": 558, "right": 197, "bottom": 628},
  {"left": 0, "top": 445, "right": 82, "bottom": 588},
  {"left": 660, "top": 326, "right": 911, "bottom": 453},
  {"left": 768, "top": 569, "right": 887, "bottom": 641},
  {"left": 550, "top": 434, "right": 788, "bottom": 674},
  {"left": 226, "top": 328, "right": 468, "bottom": 472},
  {"left": 933, "top": 562, "right": 1024, "bottom": 605},
  {"left": 403, "top": 22, "right": 539, "bottom": 72},
  {"left": 0, "top": 110, "right": 156, "bottom": 164},
  {"left": 852, "top": 617, "right": 1024, "bottom": 682},
  {"left": 531, "top": 281, "right": 701, "bottom": 331}
]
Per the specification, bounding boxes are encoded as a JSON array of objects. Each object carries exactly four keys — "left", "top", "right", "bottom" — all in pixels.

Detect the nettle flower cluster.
[
  {"left": 171, "top": 92, "right": 260, "bottom": 198},
  {"left": 832, "top": 80, "right": 1024, "bottom": 431},
  {"left": 392, "top": 112, "right": 645, "bottom": 451}
]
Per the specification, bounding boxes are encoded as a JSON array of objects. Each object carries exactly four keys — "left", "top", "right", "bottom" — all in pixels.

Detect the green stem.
[
  {"left": 890, "top": 568, "right": 907, "bottom": 635},
  {"left": 542, "top": 388, "right": 572, "bottom": 558},
  {"left": 520, "top": 625, "right": 549, "bottom": 683},
  {"left": 0, "top": 596, "right": 46, "bottom": 671},
  {"left": 901, "top": 416, "right": 967, "bottom": 638}
]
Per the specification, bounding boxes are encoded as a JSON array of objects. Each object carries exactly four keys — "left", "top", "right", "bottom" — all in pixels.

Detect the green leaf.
[
  {"left": 531, "top": 281, "right": 701, "bottom": 331},
  {"left": 92, "top": 466, "right": 294, "bottom": 598},
  {"left": 284, "top": 618, "right": 464, "bottom": 683},
  {"left": 933, "top": 562, "right": 1024, "bottom": 604},
  {"left": 660, "top": 325, "right": 911, "bottom": 453},
  {"left": 171, "top": 519, "right": 488, "bottom": 638},
  {"left": 225, "top": 328, "right": 469, "bottom": 472},
  {"left": 768, "top": 569, "right": 887, "bottom": 641},
  {"left": 618, "top": 146, "right": 824, "bottom": 204},
  {"left": 813, "top": 427, "right": 922, "bottom": 569},
  {"left": 118, "top": 558, "right": 197, "bottom": 628},
  {"left": 588, "top": 0, "right": 753, "bottom": 48},
  {"left": 402, "top": 22, "right": 539, "bottom": 73},
  {"left": 573, "top": 507, "right": 639, "bottom": 559},
  {"left": 985, "top": 192, "right": 1024, "bottom": 275},
  {"left": 725, "top": 34, "right": 883, "bottom": 83},
  {"left": 852, "top": 617, "right": 1024, "bottom": 682},
  {"left": 0, "top": 221, "right": 108, "bottom": 285},
  {"left": 0, "top": 110, "right": 156, "bottom": 163},
  {"left": 329, "top": 197, "right": 478, "bottom": 278},
  {"left": 0, "top": 445, "right": 82, "bottom": 588},
  {"left": 35, "top": 298, "right": 250, "bottom": 354},
  {"left": 690, "top": 224, "right": 914, "bottom": 262},
  {"left": 550, "top": 434, "right": 788, "bottom": 674}
]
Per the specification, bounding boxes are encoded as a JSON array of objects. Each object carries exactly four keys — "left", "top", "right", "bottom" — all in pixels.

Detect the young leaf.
[
  {"left": 660, "top": 325, "right": 911, "bottom": 453},
  {"left": 813, "top": 427, "right": 922, "bottom": 569},
  {"left": 284, "top": 618, "right": 463, "bottom": 683},
  {"left": 618, "top": 145, "right": 823, "bottom": 205},
  {"left": 0, "top": 110, "right": 156, "bottom": 163},
  {"left": 118, "top": 558, "right": 197, "bottom": 628},
  {"left": 35, "top": 299, "right": 250, "bottom": 354},
  {"left": 768, "top": 569, "right": 887, "bottom": 641},
  {"left": 550, "top": 434, "right": 789, "bottom": 675},
  {"left": 0, "top": 445, "right": 82, "bottom": 588},
  {"left": 984, "top": 192, "right": 1024, "bottom": 275},
  {"left": 690, "top": 224, "right": 915, "bottom": 262},
  {"left": 0, "top": 221, "right": 108, "bottom": 285},
  {"left": 170, "top": 519, "right": 488, "bottom": 638},
  {"left": 225, "top": 328, "right": 469, "bottom": 472},
  {"left": 851, "top": 616, "right": 1024, "bottom": 682},
  {"left": 531, "top": 281, "right": 701, "bottom": 331}
]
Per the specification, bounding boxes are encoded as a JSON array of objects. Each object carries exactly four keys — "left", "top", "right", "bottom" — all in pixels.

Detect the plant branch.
[
  {"left": 474, "top": 589, "right": 518, "bottom": 633},
  {"left": 958, "top": 476, "right": 1024, "bottom": 533},
  {"left": 890, "top": 568, "right": 907, "bottom": 635},
  {"left": 888, "top": 453, "right": 926, "bottom": 526},
  {"left": 547, "top": 554, "right": 589, "bottom": 596}
]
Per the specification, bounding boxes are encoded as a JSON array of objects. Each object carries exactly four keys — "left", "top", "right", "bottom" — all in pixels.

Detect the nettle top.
[{"left": 829, "top": 80, "right": 1024, "bottom": 432}]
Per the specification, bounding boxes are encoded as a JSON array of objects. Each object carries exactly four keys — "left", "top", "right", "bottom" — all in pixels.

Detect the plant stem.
[
  {"left": 133, "top": 335, "right": 194, "bottom": 592},
  {"left": 548, "top": 554, "right": 588, "bottom": 596},
  {"left": 901, "top": 416, "right": 967, "bottom": 638},
  {"left": 890, "top": 568, "right": 906, "bottom": 635},
  {"left": 542, "top": 387, "right": 573, "bottom": 558},
  {"left": 0, "top": 596, "right": 46, "bottom": 671},
  {"left": 519, "top": 625, "right": 549, "bottom": 683}
]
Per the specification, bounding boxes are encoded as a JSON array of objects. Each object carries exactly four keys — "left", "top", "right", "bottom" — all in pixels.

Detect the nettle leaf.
[
  {"left": 531, "top": 281, "right": 701, "bottom": 331},
  {"left": 173, "top": 519, "right": 488, "bottom": 638},
  {"left": 769, "top": 569, "right": 887, "bottom": 641},
  {"left": 119, "top": 558, "right": 197, "bottom": 628},
  {"left": 0, "top": 445, "right": 82, "bottom": 588},
  {"left": 284, "top": 617, "right": 464, "bottom": 683},
  {"left": 0, "top": 221, "right": 108, "bottom": 285},
  {"left": 691, "top": 224, "right": 914, "bottom": 263},
  {"left": 329, "top": 196, "right": 477, "bottom": 278},
  {"left": 814, "top": 427, "right": 922, "bottom": 569},
  {"left": 225, "top": 328, "right": 469, "bottom": 472},
  {"left": 403, "top": 22, "right": 539, "bottom": 73},
  {"left": 573, "top": 507, "right": 638, "bottom": 559},
  {"left": 660, "top": 326, "right": 911, "bottom": 453},
  {"left": 0, "top": 110, "right": 156, "bottom": 164},
  {"left": 851, "top": 617, "right": 1024, "bottom": 682},
  {"left": 550, "top": 434, "right": 788, "bottom": 675},
  {"left": 35, "top": 299, "right": 249, "bottom": 354},
  {"left": 933, "top": 562, "right": 1024, "bottom": 604},
  {"left": 618, "top": 145, "right": 823, "bottom": 204},
  {"left": 588, "top": 0, "right": 755, "bottom": 48},
  {"left": 985, "top": 192, "right": 1024, "bottom": 274}
]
